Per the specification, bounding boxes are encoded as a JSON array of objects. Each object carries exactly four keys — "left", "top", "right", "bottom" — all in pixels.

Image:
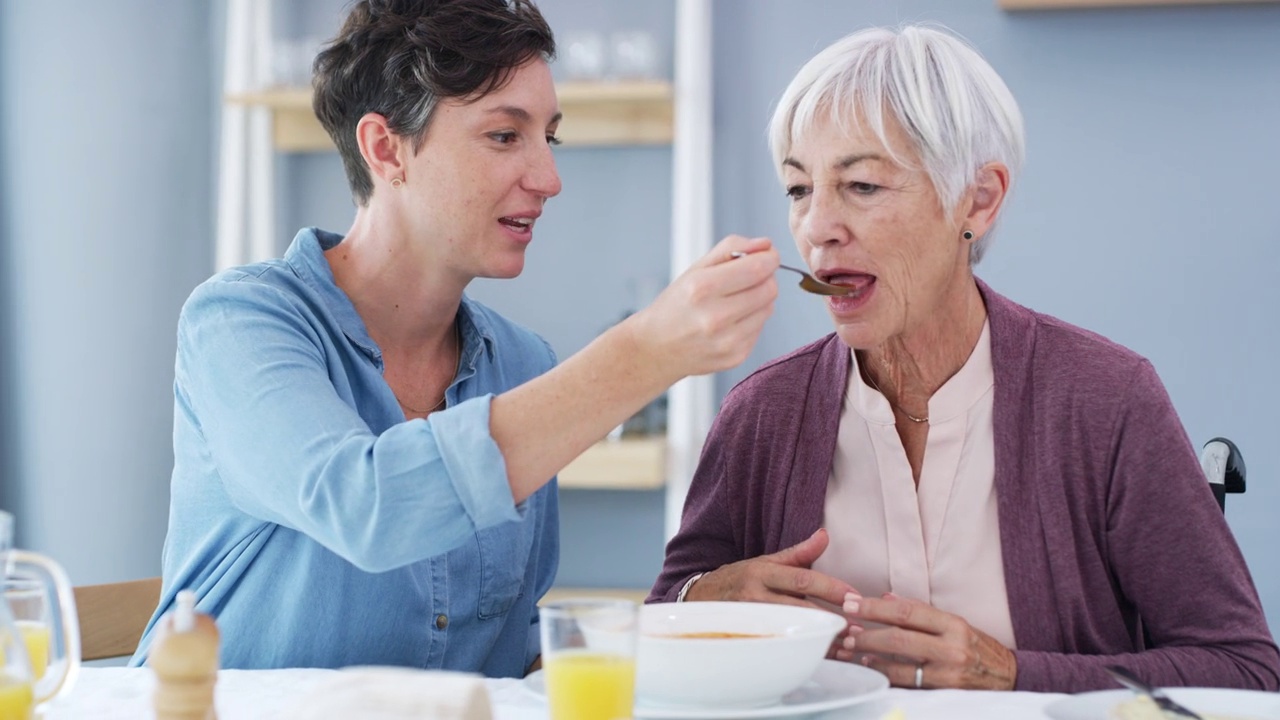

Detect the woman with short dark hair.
[{"left": 131, "top": 0, "right": 780, "bottom": 674}]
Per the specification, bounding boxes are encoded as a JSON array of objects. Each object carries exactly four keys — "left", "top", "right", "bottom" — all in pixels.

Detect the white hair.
[{"left": 768, "top": 24, "right": 1025, "bottom": 265}]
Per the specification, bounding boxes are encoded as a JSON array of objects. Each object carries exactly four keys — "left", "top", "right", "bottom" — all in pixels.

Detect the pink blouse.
[{"left": 811, "top": 321, "right": 1017, "bottom": 648}]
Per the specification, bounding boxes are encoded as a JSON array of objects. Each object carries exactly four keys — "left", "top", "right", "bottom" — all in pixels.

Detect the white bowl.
[{"left": 636, "top": 602, "right": 845, "bottom": 709}]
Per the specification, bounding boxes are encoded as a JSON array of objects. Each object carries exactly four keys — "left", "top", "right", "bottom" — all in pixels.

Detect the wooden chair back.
[{"left": 73, "top": 576, "right": 162, "bottom": 661}]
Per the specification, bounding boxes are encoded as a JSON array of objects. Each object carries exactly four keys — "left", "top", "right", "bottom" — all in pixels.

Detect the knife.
[{"left": 1105, "top": 665, "right": 1204, "bottom": 720}]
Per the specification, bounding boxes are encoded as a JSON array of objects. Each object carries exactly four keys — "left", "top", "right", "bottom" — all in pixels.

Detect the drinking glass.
[
  {"left": 540, "top": 599, "right": 638, "bottom": 720},
  {"left": 5, "top": 579, "right": 51, "bottom": 682},
  {"left": 609, "top": 31, "right": 657, "bottom": 80},
  {"left": 563, "top": 31, "right": 606, "bottom": 81},
  {"left": 0, "top": 606, "right": 33, "bottom": 720},
  {"left": 0, "top": 559, "right": 79, "bottom": 712}
]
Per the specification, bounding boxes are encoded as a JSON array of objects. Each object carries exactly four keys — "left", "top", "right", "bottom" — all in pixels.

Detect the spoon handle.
[
  {"left": 728, "top": 252, "right": 851, "bottom": 297},
  {"left": 728, "top": 252, "right": 805, "bottom": 276},
  {"left": 1104, "top": 666, "right": 1204, "bottom": 719}
]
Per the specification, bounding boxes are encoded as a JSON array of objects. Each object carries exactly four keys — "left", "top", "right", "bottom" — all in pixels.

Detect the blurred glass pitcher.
[{"left": 0, "top": 510, "right": 81, "bottom": 715}]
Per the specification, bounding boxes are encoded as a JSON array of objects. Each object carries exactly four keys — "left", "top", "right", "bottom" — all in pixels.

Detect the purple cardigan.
[{"left": 650, "top": 281, "right": 1279, "bottom": 693}]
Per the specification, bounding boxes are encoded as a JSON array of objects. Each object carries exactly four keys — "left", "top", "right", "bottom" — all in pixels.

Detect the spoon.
[
  {"left": 728, "top": 252, "right": 852, "bottom": 297},
  {"left": 1105, "top": 666, "right": 1204, "bottom": 719}
]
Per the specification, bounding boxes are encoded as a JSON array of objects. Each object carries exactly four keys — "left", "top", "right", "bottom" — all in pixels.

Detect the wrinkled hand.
[
  {"left": 840, "top": 592, "right": 1017, "bottom": 690},
  {"left": 686, "top": 529, "right": 857, "bottom": 614},
  {"left": 629, "top": 235, "right": 778, "bottom": 382}
]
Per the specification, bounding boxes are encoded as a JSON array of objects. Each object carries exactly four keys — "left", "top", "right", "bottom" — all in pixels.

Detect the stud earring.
[
  {"left": 962, "top": 230, "right": 974, "bottom": 241},
  {"left": 391, "top": 177, "right": 404, "bottom": 189}
]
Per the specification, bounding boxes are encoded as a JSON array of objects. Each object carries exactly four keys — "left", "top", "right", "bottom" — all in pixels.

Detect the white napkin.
[{"left": 282, "top": 666, "right": 493, "bottom": 720}]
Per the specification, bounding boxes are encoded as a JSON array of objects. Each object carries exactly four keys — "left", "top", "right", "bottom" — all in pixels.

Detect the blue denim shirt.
[{"left": 130, "top": 228, "right": 559, "bottom": 675}]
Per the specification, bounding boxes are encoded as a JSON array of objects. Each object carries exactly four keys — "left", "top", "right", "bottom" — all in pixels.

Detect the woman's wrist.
[
  {"left": 676, "top": 572, "right": 707, "bottom": 602},
  {"left": 614, "top": 310, "right": 681, "bottom": 389}
]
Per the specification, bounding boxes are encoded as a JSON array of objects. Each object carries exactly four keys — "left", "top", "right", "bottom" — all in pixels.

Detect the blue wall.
[
  {"left": 0, "top": 6, "right": 13, "bottom": 519},
  {"left": 0, "top": 2, "right": 216, "bottom": 581}
]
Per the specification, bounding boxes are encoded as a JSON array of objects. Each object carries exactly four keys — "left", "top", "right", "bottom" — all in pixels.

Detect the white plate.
[
  {"left": 1045, "top": 688, "right": 1280, "bottom": 720},
  {"left": 523, "top": 659, "right": 890, "bottom": 720}
]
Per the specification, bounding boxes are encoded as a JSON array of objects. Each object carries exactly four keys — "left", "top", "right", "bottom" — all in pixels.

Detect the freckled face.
[
  {"left": 783, "top": 113, "right": 970, "bottom": 351},
  {"left": 404, "top": 58, "right": 563, "bottom": 279}
]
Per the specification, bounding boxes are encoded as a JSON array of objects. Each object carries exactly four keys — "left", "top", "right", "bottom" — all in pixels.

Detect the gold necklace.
[
  {"left": 395, "top": 322, "right": 461, "bottom": 415},
  {"left": 862, "top": 367, "right": 929, "bottom": 424}
]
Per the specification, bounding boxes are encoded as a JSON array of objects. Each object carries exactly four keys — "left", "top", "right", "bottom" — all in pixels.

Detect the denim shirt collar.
[{"left": 283, "top": 227, "right": 499, "bottom": 370}]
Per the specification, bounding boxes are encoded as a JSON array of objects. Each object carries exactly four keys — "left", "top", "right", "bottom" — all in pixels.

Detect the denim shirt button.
[{"left": 435, "top": 613, "right": 448, "bottom": 630}]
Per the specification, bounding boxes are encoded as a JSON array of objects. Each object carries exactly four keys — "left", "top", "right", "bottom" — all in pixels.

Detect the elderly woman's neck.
[{"left": 859, "top": 277, "right": 987, "bottom": 407}]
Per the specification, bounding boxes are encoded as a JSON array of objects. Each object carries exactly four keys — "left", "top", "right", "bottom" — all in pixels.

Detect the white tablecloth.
[{"left": 42, "top": 667, "right": 1070, "bottom": 720}]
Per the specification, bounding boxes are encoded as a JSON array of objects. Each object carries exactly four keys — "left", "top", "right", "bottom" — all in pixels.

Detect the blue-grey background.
[
  {"left": 1, "top": 0, "right": 1277, "bottom": 630},
  {"left": 0, "top": 1, "right": 215, "bottom": 584}
]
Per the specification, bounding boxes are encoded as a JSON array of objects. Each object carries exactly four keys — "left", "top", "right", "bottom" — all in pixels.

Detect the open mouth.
[
  {"left": 818, "top": 271, "right": 876, "bottom": 300},
  {"left": 499, "top": 216, "right": 534, "bottom": 231}
]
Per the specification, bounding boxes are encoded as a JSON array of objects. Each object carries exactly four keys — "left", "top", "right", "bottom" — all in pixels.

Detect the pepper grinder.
[{"left": 148, "top": 589, "right": 219, "bottom": 720}]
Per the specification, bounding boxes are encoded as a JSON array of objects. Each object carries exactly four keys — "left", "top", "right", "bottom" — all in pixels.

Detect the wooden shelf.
[
  {"left": 557, "top": 436, "right": 666, "bottom": 490},
  {"left": 225, "top": 88, "right": 325, "bottom": 152},
  {"left": 224, "top": 80, "right": 674, "bottom": 152},
  {"left": 1000, "top": 0, "right": 1276, "bottom": 9},
  {"left": 554, "top": 80, "right": 674, "bottom": 146}
]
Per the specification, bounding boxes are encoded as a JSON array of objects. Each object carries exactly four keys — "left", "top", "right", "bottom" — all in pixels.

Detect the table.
[{"left": 43, "top": 667, "right": 1071, "bottom": 719}]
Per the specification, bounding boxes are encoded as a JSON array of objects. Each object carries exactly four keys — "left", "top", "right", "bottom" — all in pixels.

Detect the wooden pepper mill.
[{"left": 148, "top": 589, "right": 219, "bottom": 720}]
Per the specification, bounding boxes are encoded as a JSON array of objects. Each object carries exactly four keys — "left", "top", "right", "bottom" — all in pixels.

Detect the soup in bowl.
[{"left": 636, "top": 601, "right": 846, "bottom": 709}]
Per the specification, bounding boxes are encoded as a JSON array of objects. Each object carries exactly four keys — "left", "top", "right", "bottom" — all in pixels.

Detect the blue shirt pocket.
[{"left": 475, "top": 502, "right": 538, "bottom": 619}]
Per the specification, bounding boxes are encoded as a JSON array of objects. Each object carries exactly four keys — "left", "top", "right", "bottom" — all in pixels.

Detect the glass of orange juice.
[
  {"left": 0, "top": 672, "right": 33, "bottom": 720},
  {"left": 4, "top": 580, "right": 50, "bottom": 684},
  {"left": 0, "top": 601, "right": 33, "bottom": 720},
  {"left": 540, "top": 599, "right": 638, "bottom": 720}
]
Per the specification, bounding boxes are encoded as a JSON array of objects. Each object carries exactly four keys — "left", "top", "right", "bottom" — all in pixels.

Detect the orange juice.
[
  {"left": 544, "top": 651, "right": 635, "bottom": 720},
  {"left": 15, "top": 624, "right": 47, "bottom": 682},
  {"left": 0, "top": 674, "right": 32, "bottom": 720}
]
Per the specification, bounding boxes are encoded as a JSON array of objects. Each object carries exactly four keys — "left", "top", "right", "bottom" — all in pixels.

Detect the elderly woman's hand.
[
  {"left": 685, "top": 529, "right": 857, "bottom": 611},
  {"left": 841, "top": 592, "right": 1017, "bottom": 691}
]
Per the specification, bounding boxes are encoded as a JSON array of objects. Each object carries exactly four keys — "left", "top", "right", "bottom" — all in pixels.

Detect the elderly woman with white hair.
[{"left": 649, "top": 25, "right": 1279, "bottom": 693}]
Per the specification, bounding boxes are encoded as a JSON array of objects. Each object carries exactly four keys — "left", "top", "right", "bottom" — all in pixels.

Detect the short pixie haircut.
[
  {"left": 313, "top": 0, "right": 555, "bottom": 205},
  {"left": 768, "top": 25, "right": 1024, "bottom": 265}
]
